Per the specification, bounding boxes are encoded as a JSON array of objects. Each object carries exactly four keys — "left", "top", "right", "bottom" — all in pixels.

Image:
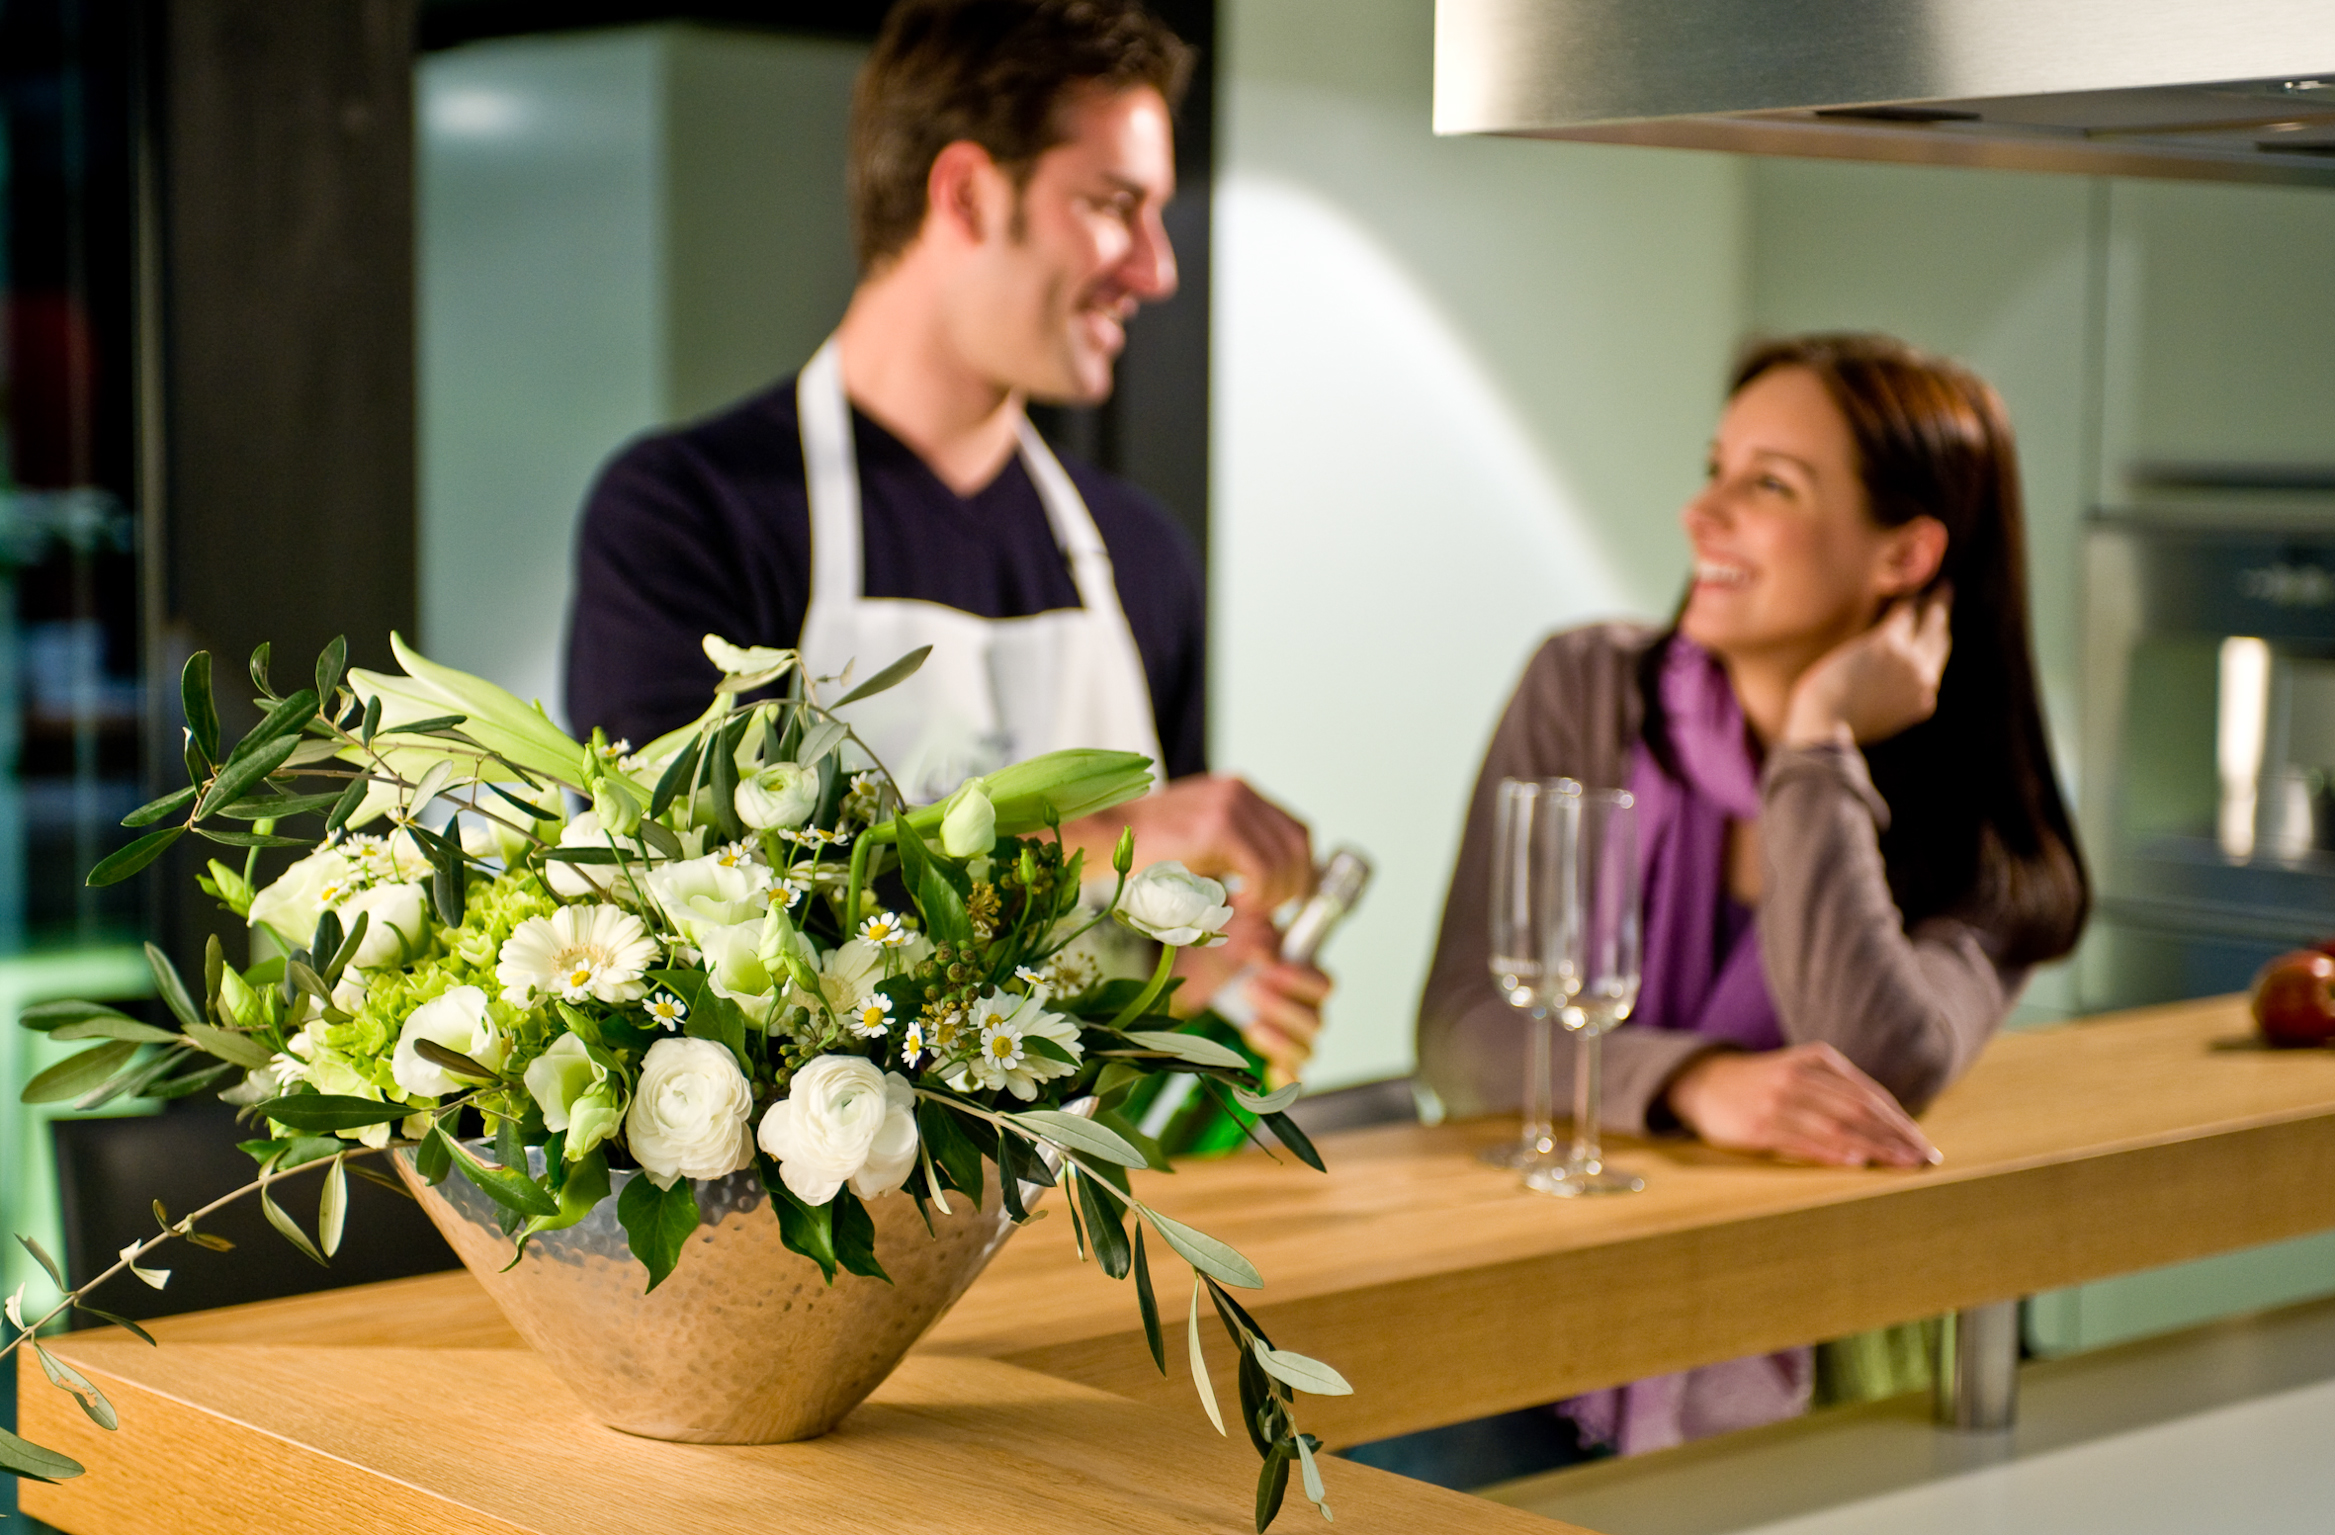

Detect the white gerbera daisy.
[
  {"left": 645, "top": 991, "right": 689, "bottom": 1030},
  {"left": 848, "top": 991, "right": 893, "bottom": 1039},
  {"left": 858, "top": 910, "right": 914, "bottom": 948},
  {"left": 498, "top": 904, "right": 660, "bottom": 1007}
]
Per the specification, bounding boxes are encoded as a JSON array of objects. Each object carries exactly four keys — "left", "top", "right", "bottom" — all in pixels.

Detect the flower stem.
[{"left": 1104, "top": 945, "right": 1178, "bottom": 1032}]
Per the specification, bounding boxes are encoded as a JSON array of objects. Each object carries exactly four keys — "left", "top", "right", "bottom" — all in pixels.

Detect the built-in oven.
[{"left": 2079, "top": 507, "right": 2335, "bottom": 1010}]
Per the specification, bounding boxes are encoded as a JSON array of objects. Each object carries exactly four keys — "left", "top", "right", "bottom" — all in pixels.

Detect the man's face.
[{"left": 949, "top": 84, "right": 1178, "bottom": 405}]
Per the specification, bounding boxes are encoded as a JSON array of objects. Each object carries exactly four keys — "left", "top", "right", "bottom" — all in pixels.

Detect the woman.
[{"left": 1416, "top": 333, "right": 2088, "bottom": 1452}]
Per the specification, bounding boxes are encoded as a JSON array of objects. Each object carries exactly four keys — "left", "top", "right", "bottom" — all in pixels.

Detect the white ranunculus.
[
  {"left": 1113, "top": 861, "right": 1234, "bottom": 948},
  {"left": 735, "top": 760, "right": 819, "bottom": 830},
  {"left": 337, "top": 882, "right": 431, "bottom": 969},
  {"left": 496, "top": 903, "right": 660, "bottom": 1007},
  {"left": 939, "top": 780, "right": 996, "bottom": 858},
  {"left": 626, "top": 1036, "right": 756, "bottom": 1189},
  {"left": 758, "top": 1054, "right": 919, "bottom": 1204},
  {"left": 248, "top": 847, "right": 357, "bottom": 947},
  {"left": 523, "top": 1033, "right": 625, "bottom": 1160},
  {"left": 391, "top": 985, "right": 508, "bottom": 1100},
  {"left": 644, "top": 855, "right": 773, "bottom": 948}
]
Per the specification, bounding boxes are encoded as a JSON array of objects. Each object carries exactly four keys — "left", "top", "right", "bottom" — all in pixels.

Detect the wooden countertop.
[
  {"left": 26, "top": 990, "right": 2334, "bottom": 1528},
  {"left": 16, "top": 1298, "right": 1576, "bottom": 1535},
  {"left": 920, "top": 994, "right": 2335, "bottom": 1443}
]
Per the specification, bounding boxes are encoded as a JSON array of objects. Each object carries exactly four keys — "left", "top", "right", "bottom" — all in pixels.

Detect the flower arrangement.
[{"left": 4, "top": 634, "right": 1346, "bottom": 1528}]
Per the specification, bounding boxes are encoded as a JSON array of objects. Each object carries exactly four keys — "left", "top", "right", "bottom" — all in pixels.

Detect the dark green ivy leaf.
[
  {"left": 618, "top": 1171, "right": 701, "bottom": 1292},
  {"left": 829, "top": 1188, "right": 891, "bottom": 1283},
  {"left": 759, "top": 1157, "right": 839, "bottom": 1284}
]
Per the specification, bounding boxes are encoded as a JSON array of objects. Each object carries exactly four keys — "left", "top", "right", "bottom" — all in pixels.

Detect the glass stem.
[
  {"left": 1523, "top": 1007, "right": 1553, "bottom": 1155},
  {"left": 1569, "top": 1022, "right": 1602, "bottom": 1177}
]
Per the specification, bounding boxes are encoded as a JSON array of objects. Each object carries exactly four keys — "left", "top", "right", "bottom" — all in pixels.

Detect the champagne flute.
[
  {"left": 1528, "top": 788, "right": 1644, "bottom": 1197},
  {"left": 1477, "top": 778, "right": 1580, "bottom": 1170}
]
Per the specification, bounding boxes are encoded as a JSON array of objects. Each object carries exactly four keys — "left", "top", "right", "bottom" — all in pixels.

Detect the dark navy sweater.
[{"left": 563, "top": 377, "right": 1208, "bottom": 779}]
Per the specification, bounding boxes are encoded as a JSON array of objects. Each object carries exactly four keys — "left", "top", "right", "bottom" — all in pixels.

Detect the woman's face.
[{"left": 1678, "top": 365, "right": 1931, "bottom": 678}]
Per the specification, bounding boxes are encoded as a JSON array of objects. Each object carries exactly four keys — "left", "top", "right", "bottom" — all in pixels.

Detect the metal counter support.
[{"left": 1934, "top": 1300, "right": 2021, "bottom": 1431}]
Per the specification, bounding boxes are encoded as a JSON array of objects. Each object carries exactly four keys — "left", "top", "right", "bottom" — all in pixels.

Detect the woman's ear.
[{"left": 1878, "top": 515, "right": 1948, "bottom": 597}]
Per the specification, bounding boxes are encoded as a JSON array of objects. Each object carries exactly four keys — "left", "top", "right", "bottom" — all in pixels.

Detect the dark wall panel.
[{"left": 147, "top": 0, "right": 419, "bottom": 962}]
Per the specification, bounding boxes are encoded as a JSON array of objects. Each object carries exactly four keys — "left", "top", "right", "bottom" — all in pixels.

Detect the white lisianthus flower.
[
  {"left": 697, "top": 920, "right": 780, "bottom": 1024},
  {"left": 939, "top": 780, "right": 996, "bottom": 857},
  {"left": 757, "top": 1055, "right": 919, "bottom": 1204},
  {"left": 735, "top": 760, "right": 819, "bottom": 831},
  {"left": 627, "top": 1036, "right": 756, "bottom": 1189},
  {"left": 247, "top": 847, "right": 356, "bottom": 947},
  {"left": 391, "top": 985, "right": 508, "bottom": 1100},
  {"left": 547, "top": 811, "right": 629, "bottom": 899},
  {"left": 336, "top": 882, "right": 431, "bottom": 969},
  {"left": 497, "top": 904, "right": 659, "bottom": 1007},
  {"left": 1114, "top": 861, "right": 1234, "bottom": 948},
  {"left": 947, "top": 988, "right": 1082, "bottom": 1101},
  {"left": 644, "top": 855, "right": 773, "bottom": 948},
  {"left": 523, "top": 1033, "right": 625, "bottom": 1160}
]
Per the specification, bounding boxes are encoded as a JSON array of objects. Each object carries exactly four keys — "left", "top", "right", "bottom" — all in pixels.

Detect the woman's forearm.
[{"left": 1757, "top": 741, "right": 2018, "bottom": 1110}]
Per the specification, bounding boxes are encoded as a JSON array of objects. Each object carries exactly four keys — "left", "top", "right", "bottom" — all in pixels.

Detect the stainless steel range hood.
[{"left": 1434, "top": 0, "right": 2335, "bottom": 188}]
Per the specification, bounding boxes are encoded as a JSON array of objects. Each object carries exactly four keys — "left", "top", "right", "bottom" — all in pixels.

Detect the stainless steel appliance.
[
  {"left": 2081, "top": 505, "right": 2335, "bottom": 1009},
  {"left": 1435, "top": 0, "right": 2335, "bottom": 187}
]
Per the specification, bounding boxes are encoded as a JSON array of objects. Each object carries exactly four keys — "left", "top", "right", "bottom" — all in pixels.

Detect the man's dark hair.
[{"left": 848, "top": 0, "right": 1193, "bottom": 272}]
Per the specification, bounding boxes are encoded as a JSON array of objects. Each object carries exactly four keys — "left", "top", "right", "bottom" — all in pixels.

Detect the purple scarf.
[
  {"left": 1623, "top": 638, "right": 1784, "bottom": 1051},
  {"left": 1564, "top": 638, "right": 1803, "bottom": 1458}
]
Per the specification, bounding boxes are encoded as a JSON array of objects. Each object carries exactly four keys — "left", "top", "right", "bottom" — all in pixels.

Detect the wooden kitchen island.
[
  {"left": 21, "top": 993, "right": 2334, "bottom": 1529},
  {"left": 923, "top": 993, "right": 2335, "bottom": 1443}
]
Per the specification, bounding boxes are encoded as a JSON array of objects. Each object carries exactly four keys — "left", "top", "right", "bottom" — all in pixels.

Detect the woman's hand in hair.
[
  {"left": 1782, "top": 587, "right": 1953, "bottom": 748},
  {"left": 1660, "top": 1041, "right": 1941, "bottom": 1168}
]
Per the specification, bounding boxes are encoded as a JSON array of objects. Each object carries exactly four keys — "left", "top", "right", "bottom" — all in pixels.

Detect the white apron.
[{"left": 794, "top": 337, "right": 1163, "bottom": 804}]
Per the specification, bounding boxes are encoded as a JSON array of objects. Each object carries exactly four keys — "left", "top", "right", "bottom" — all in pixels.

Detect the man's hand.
[
  {"left": 1661, "top": 1042, "right": 1940, "bottom": 1168},
  {"left": 1171, "top": 911, "right": 1330, "bottom": 1085},
  {"left": 1063, "top": 774, "right": 1314, "bottom": 913}
]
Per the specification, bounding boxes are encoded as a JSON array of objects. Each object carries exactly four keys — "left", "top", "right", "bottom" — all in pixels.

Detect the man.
[{"left": 564, "top": 0, "right": 1327, "bottom": 1077}]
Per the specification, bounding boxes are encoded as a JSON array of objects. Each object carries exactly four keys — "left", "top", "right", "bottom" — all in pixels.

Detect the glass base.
[
  {"left": 1524, "top": 1163, "right": 1645, "bottom": 1197},
  {"left": 1478, "top": 1136, "right": 1555, "bottom": 1170}
]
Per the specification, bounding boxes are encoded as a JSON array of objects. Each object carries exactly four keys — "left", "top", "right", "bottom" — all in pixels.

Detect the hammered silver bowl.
[{"left": 395, "top": 1145, "right": 1024, "bottom": 1443}]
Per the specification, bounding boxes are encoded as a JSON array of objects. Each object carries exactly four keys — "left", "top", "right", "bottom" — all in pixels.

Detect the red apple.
[{"left": 2254, "top": 949, "right": 2335, "bottom": 1047}]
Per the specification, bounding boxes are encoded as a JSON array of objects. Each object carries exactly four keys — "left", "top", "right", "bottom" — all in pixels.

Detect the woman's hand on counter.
[
  {"left": 1662, "top": 1041, "right": 1941, "bottom": 1168},
  {"left": 1781, "top": 587, "right": 1952, "bottom": 749}
]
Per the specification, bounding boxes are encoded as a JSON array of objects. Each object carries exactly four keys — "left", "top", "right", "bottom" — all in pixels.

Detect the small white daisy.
[
  {"left": 858, "top": 910, "right": 914, "bottom": 948},
  {"left": 900, "top": 1015, "right": 930, "bottom": 1066},
  {"left": 848, "top": 991, "right": 893, "bottom": 1038},
  {"left": 710, "top": 839, "right": 760, "bottom": 870},
  {"left": 979, "top": 1016, "right": 1025, "bottom": 1073},
  {"left": 644, "top": 991, "right": 688, "bottom": 1031}
]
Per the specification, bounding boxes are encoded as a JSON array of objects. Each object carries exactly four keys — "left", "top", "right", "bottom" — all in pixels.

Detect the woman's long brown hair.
[{"left": 1642, "top": 332, "right": 2090, "bottom": 966}]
